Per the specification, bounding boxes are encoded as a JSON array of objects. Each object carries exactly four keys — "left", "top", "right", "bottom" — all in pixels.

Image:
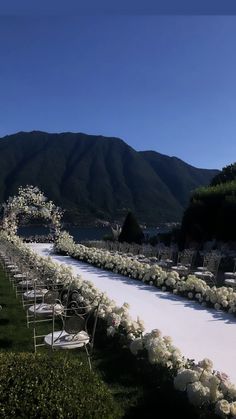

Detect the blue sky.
[{"left": 0, "top": 12, "right": 236, "bottom": 169}]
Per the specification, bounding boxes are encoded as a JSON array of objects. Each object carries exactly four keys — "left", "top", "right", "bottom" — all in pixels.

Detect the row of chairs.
[
  {"left": 137, "top": 248, "right": 223, "bottom": 286},
  {"left": 88, "top": 242, "right": 222, "bottom": 285},
  {"left": 224, "top": 258, "right": 236, "bottom": 289},
  {"left": 0, "top": 242, "right": 102, "bottom": 369},
  {"left": 84, "top": 241, "right": 236, "bottom": 288},
  {"left": 84, "top": 240, "right": 173, "bottom": 258}
]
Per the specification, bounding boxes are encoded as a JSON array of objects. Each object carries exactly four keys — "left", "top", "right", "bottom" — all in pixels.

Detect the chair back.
[
  {"left": 44, "top": 290, "right": 59, "bottom": 304},
  {"left": 55, "top": 293, "right": 103, "bottom": 350},
  {"left": 177, "top": 249, "right": 196, "bottom": 267},
  {"left": 64, "top": 315, "right": 85, "bottom": 334},
  {"left": 205, "top": 252, "right": 221, "bottom": 275},
  {"left": 158, "top": 247, "right": 172, "bottom": 261}
]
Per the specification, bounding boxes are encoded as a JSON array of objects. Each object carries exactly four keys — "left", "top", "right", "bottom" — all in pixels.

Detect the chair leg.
[
  {"left": 85, "top": 345, "right": 92, "bottom": 371},
  {"left": 33, "top": 328, "right": 36, "bottom": 353}
]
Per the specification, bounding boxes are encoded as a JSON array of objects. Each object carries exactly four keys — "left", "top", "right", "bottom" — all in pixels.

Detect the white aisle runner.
[{"left": 29, "top": 243, "right": 236, "bottom": 384}]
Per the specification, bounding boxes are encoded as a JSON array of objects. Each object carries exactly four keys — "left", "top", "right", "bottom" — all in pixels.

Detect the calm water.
[
  {"left": 18, "top": 225, "right": 161, "bottom": 243},
  {"left": 19, "top": 226, "right": 110, "bottom": 242}
]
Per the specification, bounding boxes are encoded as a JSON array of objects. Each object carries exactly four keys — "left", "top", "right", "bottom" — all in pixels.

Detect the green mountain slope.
[
  {"left": 0, "top": 131, "right": 218, "bottom": 224},
  {"left": 140, "top": 151, "right": 218, "bottom": 208}
]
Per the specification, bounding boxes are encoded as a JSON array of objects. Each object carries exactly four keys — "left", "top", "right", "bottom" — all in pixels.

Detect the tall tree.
[{"left": 119, "top": 212, "right": 144, "bottom": 244}]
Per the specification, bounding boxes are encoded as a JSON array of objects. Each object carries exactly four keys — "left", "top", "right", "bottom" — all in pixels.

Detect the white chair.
[
  {"left": 194, "top": 252, "right": 221, "bottom": 285},
  {"left": 224, "top": 258, "right": 236, "bottom": 279},
  {"left": 44, "top": 296, "right": 102, "bottom": 370},
  {"left": 27, "top": 289, "right": 63, "bottom": 328},
  {"left": 171, "top": 249, "right": 196, "bottom": 276},
  {"left": 157, "top": 247, "right": 173, "bottom": 269}
]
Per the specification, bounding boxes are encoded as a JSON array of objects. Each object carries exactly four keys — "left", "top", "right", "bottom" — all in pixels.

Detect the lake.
[{"left": 18, "top": 225, "right": 163, "bottom": 242}]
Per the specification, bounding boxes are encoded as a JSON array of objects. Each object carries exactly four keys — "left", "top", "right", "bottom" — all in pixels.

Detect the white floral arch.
[{"left": 1, "top": 185, "right": 63, "bottom": 238}]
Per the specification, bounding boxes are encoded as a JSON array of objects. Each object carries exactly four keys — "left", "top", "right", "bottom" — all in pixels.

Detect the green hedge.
[{"left": 0, "top": 352, "right": 121, "bottom": 419}]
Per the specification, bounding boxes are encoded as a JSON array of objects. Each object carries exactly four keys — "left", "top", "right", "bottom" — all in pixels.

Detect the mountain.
[
  {"left": 0, "top": 131, "right": 218, "bottom": 225},
  {"left": 140, "top": 151, "right": 218, "bottom": 208}
]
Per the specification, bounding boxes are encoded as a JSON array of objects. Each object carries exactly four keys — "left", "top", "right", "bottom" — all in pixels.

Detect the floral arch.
[{"left": 1, "top": 186, "right": 63, "bottom": 238}]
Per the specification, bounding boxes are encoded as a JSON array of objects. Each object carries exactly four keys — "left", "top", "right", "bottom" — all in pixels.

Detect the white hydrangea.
[
  {"left": 187, "top": 381, "right": 210, "bottom": 407},
  {"left": 174, "top": 369, "right": 200, "bottom": 391},
  {"left": 130, "top": 338, "right": 143, "bottom": 355},
  {"left": 198, "top": 358, "right": 213, "bottom": 372}
]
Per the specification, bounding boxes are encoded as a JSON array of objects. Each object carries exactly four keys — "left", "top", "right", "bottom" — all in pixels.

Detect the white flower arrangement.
[{"left": 2, "top": 186, "right": 62, "bottom": 237}]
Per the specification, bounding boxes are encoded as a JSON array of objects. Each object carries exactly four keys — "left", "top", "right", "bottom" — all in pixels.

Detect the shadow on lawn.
[
  {"left": 0, "top": 339, "right": 13, "bottom": 349},
  {"left": 0, "top": 319, "right": 10, "bottom": 326},
  {"left": 93, "top": 329, "right": 207, "bottom": 419}
]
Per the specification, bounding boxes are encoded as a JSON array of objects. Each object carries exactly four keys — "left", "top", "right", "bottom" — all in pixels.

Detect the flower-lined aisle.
[
  {"left": 54, "top": 232, "right": 236, "bottom": 317},
  {"left": 26, "top": 242, "right": 236, "bottom": 418},
  {"left": 0, "top": 233, "right": 235, "bottom": 417},
  {"left": 1, "top": 184, "right": 236, "bottom": 418},
  {"left": 31, "top": 242, "right": 236, "bottom": 386}
]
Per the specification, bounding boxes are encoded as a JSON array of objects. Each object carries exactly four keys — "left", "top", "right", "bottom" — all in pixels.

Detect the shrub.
[{"left": 0, "top": 352, "right": 121, "bottom": 419}]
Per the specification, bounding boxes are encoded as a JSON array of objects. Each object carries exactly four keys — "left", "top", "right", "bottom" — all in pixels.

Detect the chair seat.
[
  {"left": 171, "top": 265, "right": 188, "bottom": 271},
  {"left": 6, "top": 264, "right": 17, "bottom": 269},
  {"left": 24, "top": 289, "right": 48, "bottom": 299},
  {"left": 158, "top": 259, "right": 173, "bottom": 267},
  {"left": 224, "top": 272, "right": 236, "bottom": 279},
  {"left": 44, "top": 330, "right": 89, "bottom": 349},
  {"left": 225, "top": 278, "right": 236, "bottom": 287},
  {"left": 149, "top": 257, "right": 158, "bottom": 262},
  {"left": 13, "top": 273, "right": 27, "bottom": 279},
  {"left": 18, "top": 280, "right": 35, "bottom": 289},
  {"left": 28, "top": 303, "right": 64, "bottom": 316},
  {"left": 194, "top": 271, "right": 214, "bottom": 278}
]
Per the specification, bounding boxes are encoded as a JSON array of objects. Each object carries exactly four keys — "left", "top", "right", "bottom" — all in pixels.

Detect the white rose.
[
  {"left": 230, "top": 402, "right": 236, "bottom": 416},
  {"left": 215, "top": 400, "right": 231, "bottom": 418}
]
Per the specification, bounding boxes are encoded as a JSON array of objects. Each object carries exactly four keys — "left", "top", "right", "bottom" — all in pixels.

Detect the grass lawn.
[{"left": 0, "top": 265, "right": 216, "bottom": 418}]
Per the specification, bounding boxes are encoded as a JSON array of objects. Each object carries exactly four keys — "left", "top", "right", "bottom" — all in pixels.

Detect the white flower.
[
  {"left": 107, "top": 326, "right": 116, "bottom": 337},
  {"left": 163, "top": 335, "right": 172, "bottom": 345},
  {"left": 228, "top": 384, "right": 236, "bottom": 400},
  {"left": 215, "top": 400, "right": 231, "bottom": 417},
  {"left": 130, "top": 338, "right": 143, "bottom": 355},
  {"left": 174, "top": 369, "right": 200, "bottom": 391},
  {"left": 216, "top": 371, "right": 230, "bottom": 383},
  {"left": 150, "top": 329, "right": 162, "bottom": 338},
  {"left": 198, "top": 358, "right": 213, "bottom": 372},
  {"left": 230, "top": 402, "right": 236, "bottom": 416},
  {"left": 187, "top": 381, "right": 210, "bottom": 407}
]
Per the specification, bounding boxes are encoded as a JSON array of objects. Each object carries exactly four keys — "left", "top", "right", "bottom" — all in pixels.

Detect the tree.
[
  {"left": 118, "top": 212, "right": 144, "bottom": 244},
  {"left": 211, "top": 163, "right": 236, "bottom": 186}
]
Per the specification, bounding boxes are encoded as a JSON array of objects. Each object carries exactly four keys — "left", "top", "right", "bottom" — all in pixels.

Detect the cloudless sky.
[{"left": 0, "top": 9, "right": 236, "bottom": 169}]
